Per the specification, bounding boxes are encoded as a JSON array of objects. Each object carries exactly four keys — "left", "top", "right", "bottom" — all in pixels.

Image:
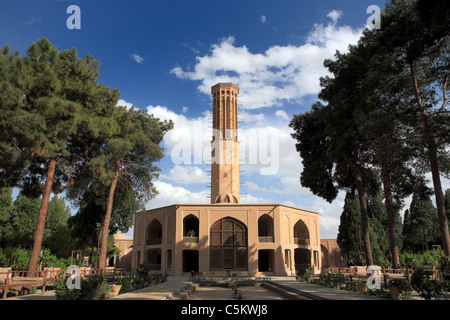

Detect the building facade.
[
  {"left": 133, "top": 203, "right": 320, "bottom": 276},
  {"left": 132, "top": 83, "right": 321, "bottom": 276}
]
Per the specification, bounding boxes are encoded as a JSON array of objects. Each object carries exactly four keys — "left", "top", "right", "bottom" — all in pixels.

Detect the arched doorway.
[
  {"left": 294, "top": 248, "right": 311, "bottom": 271},
  {"left": 182, "top": 250, "right": 199, "bottom": 273},
  {"left": 146, "top": 248, "right": 161, "bottom": 270},
  {"left": 210, "top": 217, "right": 248, "bottom": 271},
  {"left": 258, "top": 250, "right": 275, "bottom": 272}
]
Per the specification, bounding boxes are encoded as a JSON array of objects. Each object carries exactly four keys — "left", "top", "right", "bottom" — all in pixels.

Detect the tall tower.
[{"left": 210, "top": 83, "right": 240, "bottom": 204}]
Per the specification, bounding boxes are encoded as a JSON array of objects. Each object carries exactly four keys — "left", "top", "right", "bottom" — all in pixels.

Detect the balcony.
[
  {"left": 294, "top": 238, "right": 310, "bottom": 245},
  {"left": 183, "top": 237, "right": 199, "bottom": 244},
  {"left": 146, "top": 238, "right": 162, "bottom": 245},
  {"left": 258, "top": 236, "right": 274, "bottom": 243}
]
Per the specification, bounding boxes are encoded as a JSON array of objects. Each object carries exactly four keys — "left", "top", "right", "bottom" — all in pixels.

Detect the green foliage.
[
  {"left": 403, "top": 193, "right": 440, "bottom": 251},
  {"left": 0, "top": 247, "right": 31, "bottom": 270},
  {"left": 2, "top": 192, "right": 41, "bottom": 248},
  {"left": 337, "top": 193, "right": 363, "bottom": 264},
  {"left": 68, "top": 175, "right": 138, "bottom": 251},
  {"left": 0, "top": 187, "right": 13, "bottom": 223},
  {"left": 439, "top": 255, "right": 450, "bottom": 292},
  {"left": 38, "top": 248, "right": 70, "bottom": 269},
  {"left": 387, "top": 279, "right": 413, "bottom": 299},
  {"left": 411, "top": 268, "right": 444, "bottom": 300},
  {"left": 0, "top": 190, "right": 73, "bottom": 260},
  {"left": 0, "top": 247, "right": 70, "bottom": 270},
  {"left": 318, "top": 272, "right": 347, "bottom": 289},
  {"left": 338, "top": 190, "right": 398, "bottom": 265},
  {"left": 0, "top": 37, "right": 122, "bottom": 271},
  {"left": 55, "top": 274, "right": 111, "bottom": 300},
  {"left": 399, "top": 250, "right": 441, "bottom": 268},
  {"left": 296, "top": 265, "right": 311, "bottom": 283},
  {"left": 112, "top": 266, "right": 168, "bottom": 294}
]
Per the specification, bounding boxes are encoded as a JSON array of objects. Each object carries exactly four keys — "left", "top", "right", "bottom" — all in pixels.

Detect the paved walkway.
[
  {"left": 110, "top": 277, "right": 192, "bottom": 300},
  {"left": 107, "top": 276, "right": 389, "bottom": 300},
  {"left": 6, "top": 289, "right": 57, "bottom": 300},
  {"left": 4, "top": 276, "right": 402, "bottom": 300},
  {"left": 266, "top": 277, "right": 387, "bottom": 300}
]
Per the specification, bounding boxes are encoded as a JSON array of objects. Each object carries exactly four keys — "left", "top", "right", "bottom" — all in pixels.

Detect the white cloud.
[
  {"left": 182, "top": 106, "right": 189, "bottom": 113},
  {"left": 260, "top": 15, "right": 267, "bottom": 23},
  {"left": 146, "top": 181, "right": 209, "bottom": 209},
  {"left": 275, "top": 110, "right": 289, "bottom": 120},
  {"left": 116, "top": 99, "right": 134, "bottom": 110},
  {"left": 170, "top": 12, "right": 364, "bottom": 109},
  {"left": 326, "top": 9, "right": 343, "bottom": 24},
  {"left": 130, "top": 53, "right": 145, "bottom": 64},
  {"left": 160, "top": 165, "right": 209, "bottom": 185}
]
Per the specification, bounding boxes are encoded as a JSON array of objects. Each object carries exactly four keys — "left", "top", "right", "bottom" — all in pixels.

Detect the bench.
[{"left": 1, "top": 270, "right": 55, "bottom": 299}]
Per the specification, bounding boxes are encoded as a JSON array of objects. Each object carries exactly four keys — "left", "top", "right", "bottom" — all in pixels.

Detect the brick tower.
[{"left": 210, "top": 83, "right": 240, "bottom": 204}]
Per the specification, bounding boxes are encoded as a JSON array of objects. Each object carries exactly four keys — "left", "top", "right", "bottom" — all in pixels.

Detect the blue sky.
[{"left": 7, "top": 0, "right": 441, "bottom": 241}]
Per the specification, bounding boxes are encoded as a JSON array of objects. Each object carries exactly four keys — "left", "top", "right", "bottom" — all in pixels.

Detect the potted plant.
[
  {"left": 388, "top": 279, "right": 412, "bottom": 300},
  {"left": 106, "top": 283, "right": 122, "bottom": 298}
]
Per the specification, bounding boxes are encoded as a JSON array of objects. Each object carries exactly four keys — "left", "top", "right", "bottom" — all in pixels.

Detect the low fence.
[
  {"left": 322, "top": 265, "right": 439, "bottom": 284},
  {"left": 0, "top": 266, "right": 131, "bottom": 299}
]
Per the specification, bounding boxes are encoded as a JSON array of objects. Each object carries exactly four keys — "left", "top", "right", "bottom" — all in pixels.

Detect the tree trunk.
[
  {"left": 379, "top": 152, "right": 401, "bottom": 267},
  {"left": 410, "top": 64, "right": 450, "bottom": 256},
  {"left": 352, "top": 165, "right": 374, "bottom": 266},
  {"left": 27, "top": 158, "right": 56, "bottom": 275},
  {"left": 97, "top": 159, "right": 120, "bottom": 271}
]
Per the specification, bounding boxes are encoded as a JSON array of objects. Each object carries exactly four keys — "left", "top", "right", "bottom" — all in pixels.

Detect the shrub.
[
  {"left": 318, "top": 272, "right": 347, "bottom": 289},
  {"left": 55, "top": 274, "right": 111, "bottom": 300},
  {"left": 411, "top": 268, "right": 443, "bottom": 300},
  {"left": 388, "top": 279, "right": 413, "bottom": 300},
  {"left": 400, "top": 250, "right": 440, "bottom": 269},
  {"left": 296, "top": 265, "right": 311, "bottom": 282},
  {"left": 439, "top": 256, "right": 450, "bottom": 287}
]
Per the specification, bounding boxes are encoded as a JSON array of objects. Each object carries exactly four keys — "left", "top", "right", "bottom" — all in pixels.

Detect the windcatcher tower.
[{"left": 211, "top": 83, "right": 240, "bottom": 204}]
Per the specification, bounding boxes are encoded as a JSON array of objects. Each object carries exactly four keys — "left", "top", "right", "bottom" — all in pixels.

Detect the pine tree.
[
  {"left": 4, "top": 192, "right": 41, "bottom": 249},
  {"left": 0, "top": 187, "right": 13, "bottom": 224},
  {"left": 0, "top": 38, "right": 120, "bottom": 273},
  {"left": 77, "top": 106, "right": 173, "bottom": 270},
  {"left": 337, "top": 192, "right": 363, "bottom": 264},
  {"left": 377, "top": 0, "right": 450, "bottom": 256},
  {"left": 403, "top": 193, "right": 440, "bottom": 252}
]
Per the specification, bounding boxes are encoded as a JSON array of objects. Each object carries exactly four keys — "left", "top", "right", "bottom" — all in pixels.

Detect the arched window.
[
  {"left": 258, "top": 214, "right": 274, "bottom": 242},
  {"left": 293, "top": 220, "right": 310, "bottom": 245},
  {"left": 183, "top": 215, "right": 199, "bottom": 243},
  {"left": 210, "top": 217, "right": 248, "bottom": 270},
  {"left": 146, "top": 219, "right": 162, "bottom": 245}
]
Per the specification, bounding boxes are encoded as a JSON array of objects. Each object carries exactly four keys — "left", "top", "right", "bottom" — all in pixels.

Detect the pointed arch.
[
  {"left": 146, "top": 219, "right": 163, "bottom": 245},
  {"left": 258, "top": 214, "right": 274, "bottom": 243},
  {"left": 210, "top": 217, "right": 248, "bottom": 271},
  {"left": 293, "top": 219, "right": 310, "bottom": 245}
]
